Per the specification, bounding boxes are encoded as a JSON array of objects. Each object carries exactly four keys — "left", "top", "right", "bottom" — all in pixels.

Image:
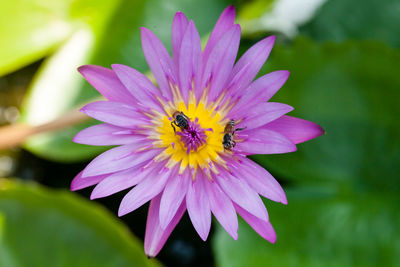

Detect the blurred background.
[{"left": 0, "top": 0, "right": 399, "bottom": 266}]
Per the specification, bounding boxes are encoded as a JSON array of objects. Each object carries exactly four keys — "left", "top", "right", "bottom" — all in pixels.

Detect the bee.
[
  {"left": 171, "top": 111, "right": 189, "bottom": 133},
  {"left": 223, "top": 120, "right": 246, "bottom": 150}
]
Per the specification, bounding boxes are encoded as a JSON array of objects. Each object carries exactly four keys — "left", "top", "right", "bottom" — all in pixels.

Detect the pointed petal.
[
  {"left": 82, "top": 144, "right": 159, "bottom": 177},
  {"left": 202, "top": 25, "right": 241, "bottom": 101},
  {"left": 80, "top": 101, "right": 148, "bottom": 128},
  {"left": 179, "top": 20, "right": 202, "bottom": 102},
  {"left": 264, "top": 115, "right": 325, "bottom": 144},
  {"left": 229, "top": 157, "right": 287, "bottom": 204},
  {"left": 230, "top": 70, "right": 290, "bottom": 116},
  {"left": 73, "top": 123, "right": 139, "bottom": 146},
  {"left": 172, "top": 11, "right": 189, "bottom": 67},
  {"left": 239, "top": 102, "right": 294, "bottom": 130},
  {"left": 235, "top": 129, "right": 297, "bottom": 155},
  {"left": 186, "top": 175, "right": 211, "bottom": 241},
  {"left": 203, "top": 5, "right": 236, "bottom": 63},
  {"left": 111, "top": 64, "right": 163, "bottom": 112},
  {"left": 204, "top": 178, "right": 238, "bottom": 240},
  {"left": 118, "top": 166, "right": 172, "bottom": 216},
  {"left": 228, "top": 36, "right": 275, "bottom": 96},
  {"left": 141, "top": 27, "right": 176, "bottom": 99},
  {"left": 70, "top": 171, "right": 108, "bottom": 191},
  {"left": 159, "top": 170, "right": 189, "bottom": 229},
  {"left": 78, "top": 65, "right": 136, "bottom": 104},
  {"left": 90, "top": 165, "right": 151, "bottom": 199},
  {"left": 217, "top": 172, "right": 268, "bottom": 221},
  {"left": 144, "top": 194, "right": 186, "bottom": 258},
  {"left": 234, "top": 204, "right": 276, "bottom": 243}
]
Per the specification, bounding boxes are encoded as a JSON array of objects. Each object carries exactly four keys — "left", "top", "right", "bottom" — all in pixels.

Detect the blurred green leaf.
[
  {"left": 252, "top": 37, "right": 400, "bottom": 191},
  {"left": 20, "top": 0, "right": 231, "bottom": 162},
  {"left": 300, "top": 0, "right": 400, "bottom": 47},
  {"left": 213, "top": 188, "right": 400, "bottom": 267},
  {"left": 0, "top": 0, "right": 119, "bottom": 76},
  {"left": 0, "top": 179, "right": 160, "bottom": 267}
]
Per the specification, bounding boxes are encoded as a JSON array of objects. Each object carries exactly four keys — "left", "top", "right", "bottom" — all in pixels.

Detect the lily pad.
[{"left": 0, "top": 179, "right": 160, "bottom": 267}]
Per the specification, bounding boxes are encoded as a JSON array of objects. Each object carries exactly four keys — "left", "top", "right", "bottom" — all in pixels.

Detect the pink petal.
[
  {"left": 179, "top": 20, "right": 202, "bottom": 103},
  {"left": 144, "top": 194, "right": 186, "bottom": 258},
  {"left": 204, "top": 178, "right": 238, "bottom": 240},
  {"left": 229, "top": 157, "right": 287, "bottom": 204},
  {"left": 230, "top": 70, "right": 290, "bottom": 116},
  {"left": 264, "top": 115, "right": 325, "bottom": 144},
  {"left": 217, "top": 172, "right": 268, "bottom": 221},
  {"left": 186, "top": 175, "right": 211, "bottom": 241},
  {"left": 141, "top": 27, "right": 176, "bottom": 100},
  {"left": 159, "top": 169, "right": 189, "bottom": 229},
  {"left": 118, "top": 166, "right": 173, "bottom": 216},
  {"left": 90, "top": 165, "right": 151, "bottom": 199},
  {"left": 171, "top": 11, "right": 189, "bottom": 68},
  {"left": 201, "top": 25, "right": 241, "bottom": 102},
  {"left": 82, "top": 144, "right": 159, "bottom": 177},
  {"left": 228, "top": 36, "right": 276, "bottom": 97},
  {"left": 70, "top": 171, "right": 108, "bottom": 191},
  {"left": 111, "top": 64, "right": 163, "bottom": 112},
  {"left": 78, "top": 65, "right": 136, "bottom": 104},
  {"left": 234, "top": 204, "right": 276, "bottom": 243},
  {"left": 73, "top": 123, "right": 139, "bottom": 146},
  {"left": 203, "top": 5, "right": 236, "bottom": 64},
  {"left": 80, "top": 101, "right": 148, "bottom": 128},
  {"left": 235, "top": 129, "right": 297, "bottom": 155},
  {"left": 239, "top": 102, "right": 294, "bottom": 130}
]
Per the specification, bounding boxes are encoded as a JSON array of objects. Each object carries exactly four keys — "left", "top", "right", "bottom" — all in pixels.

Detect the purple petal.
[
  {"left": 204, "top": 178, "right": 238, "bottom": 240},
  {"left": 141, "top": 27, "right": 176, "bottom": 99},
  {"left": 234, "top": 204, "right": 276, "bottom": 243},
  {"left": 235, "top": 129, "right": 297, "bottom": 155},
  {"left": 172, "top": 11, "right": 189, "bottom": 68},
  {"left": 73, "top": 123, "right": 139, "bottom": 146},
  {"left": 186, "top": 175, "right": 211, "bottom": 241},
  {"left": 70, "top": 171, "right": 108, "bottom": 191},
  {"left": 229, "top": 157, "right": 287, "bottom": 204},
  {"left": 159, "top": 170, "right": 190, "bottom": 229},
  {"left": 145, "top": 194, "right": 186, "bottom": 258},
  {"left": 202, "top": 25, "right": 241, "bottom": 101},
  {"left": 264, "top": 115, "right": 325, "bottom": 144},
  {"left": 82, "top": 144, "right": 159, "bottom": 177},
  {"left": 179, "top": 20, "right": 202, "bottom": 102},
  {"left": 228, "top": 36, "right": 275, "bottom": 97},
  {"left": 111, "top": 64, "right": 163, "bottom": 112},
  {"left": 80, "top": 101, "right": 148, "bottom": 128},
  {"left": 78, "top": 65, "right": 136, "bottom": 104},
  {"left": 90, "top": 165, "right": 151, "bottom": 199},
  {"left": 118, "top": 166, "right": 173, "bottom": 216},
  {"left": 217, "top": 172, "right": 268, "bottom": 221},
  {"left": 239, "top": 102, "right": 294, "bottom": 130},
  {"left": 203, "top": 5, "right": 236, "bottom": 63},
  {"left": 230, "top": 70, "right": 290, "bottom": 116}
]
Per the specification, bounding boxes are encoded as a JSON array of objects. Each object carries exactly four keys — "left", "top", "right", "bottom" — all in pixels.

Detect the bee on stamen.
[
  {"left": 223, "top": 120, "right": 246, "bottom": 151},
  {"left": 171, "top": 111, "right": 189, "bottom": 133}
]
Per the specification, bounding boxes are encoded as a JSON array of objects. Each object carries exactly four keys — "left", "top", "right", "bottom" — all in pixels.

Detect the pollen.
[{"left": 152, "top": 95, "right": 228, "bottom": 178}]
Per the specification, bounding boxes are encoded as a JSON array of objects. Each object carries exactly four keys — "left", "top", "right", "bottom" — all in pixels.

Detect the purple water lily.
[{"left": 71, "top": 6, "right": 324, "bottom": 257}]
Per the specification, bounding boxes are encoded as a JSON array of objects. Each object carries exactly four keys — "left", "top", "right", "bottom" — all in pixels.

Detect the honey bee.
[
  {"left": 223, "top": 120, "right": 246, "bottom": 150},
  {"left": 171, "top": 111, "right": 189, "bottom": 133}
]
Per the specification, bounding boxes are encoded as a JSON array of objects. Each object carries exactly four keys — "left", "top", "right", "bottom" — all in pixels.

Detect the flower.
[{"left": 71, "top": 5, "right": 324, "bottom": 257}]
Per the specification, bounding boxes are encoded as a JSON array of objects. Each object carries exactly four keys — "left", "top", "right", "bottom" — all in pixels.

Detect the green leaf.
[
  {"left": 251, "top": 37, "right": 400, "bottom": 191},
  {"left": 0, "top": 179, "right": 161, "bottom": 267},
  {"left": 20, "top": 0, "right": 231, "bottom": 162},
  {"left": 0, "top": 0, "right": 119, "bottom": 76},
  {"left": 213, "top": 189, "right": 400, "bottom": 267},
  {"left": 300, "top": 0, "right": 400, "bottom": 47}
]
